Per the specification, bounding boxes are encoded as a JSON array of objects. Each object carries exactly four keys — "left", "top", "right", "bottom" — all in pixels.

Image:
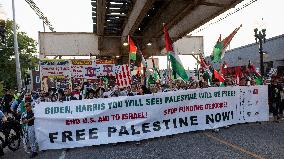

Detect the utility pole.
[
  {"left": 254, "top": 28, "right": 266, "bottom": 77},
  {"left": 12, "top": 0, "right": 22, "bottom": 91}
]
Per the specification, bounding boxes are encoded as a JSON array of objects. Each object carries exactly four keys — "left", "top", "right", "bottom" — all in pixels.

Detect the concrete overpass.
[{"left": 40, "top": 0, "right": 244, "bottom": 61}]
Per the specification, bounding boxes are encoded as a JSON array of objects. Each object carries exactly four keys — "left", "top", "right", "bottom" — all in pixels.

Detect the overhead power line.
[
  {"left": 190, "top": 0, "right": 258, "bottom": 35},
  {"left": 25, "top": 0, "right": 55, "bottom": 32}
]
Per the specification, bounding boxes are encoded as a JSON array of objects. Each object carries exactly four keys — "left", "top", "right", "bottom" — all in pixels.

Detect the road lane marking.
[
  {"left": 204, "top": 133, "right": 265, "bottom": 159},
  {"left": 59, "top": 149, "right": 67, "bottom": 159}
]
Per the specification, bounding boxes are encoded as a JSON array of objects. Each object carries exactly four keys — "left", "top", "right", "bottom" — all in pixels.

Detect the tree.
[
  {"left": 0, "top": 19, "right": 38, "bottom": 90},
  {"left": 0, "top": 81, "right": 3, "bottom": 96}
]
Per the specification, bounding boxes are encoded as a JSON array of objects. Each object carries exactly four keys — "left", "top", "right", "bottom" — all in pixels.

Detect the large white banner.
[{"left": 35, "top": 86, "right": 268, "bottom": 150}]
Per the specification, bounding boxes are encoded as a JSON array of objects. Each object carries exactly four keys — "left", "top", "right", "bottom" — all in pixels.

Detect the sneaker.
[{"left": 30, "top": 152, "right": 38, "bottom": 158}]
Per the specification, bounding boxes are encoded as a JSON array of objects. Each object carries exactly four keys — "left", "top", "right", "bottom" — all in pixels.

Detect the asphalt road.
[{"left": 2, "top": 120, "right": 284, "bottom": 159}]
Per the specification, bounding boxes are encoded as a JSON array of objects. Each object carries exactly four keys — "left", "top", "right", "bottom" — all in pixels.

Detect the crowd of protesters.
[
  {"left": 0, "top": 89, "right": 37, "bottom": 158},
  {"left": 24, "top": 74, "right": 284, "bottom": 120},
  {"left": 0, "top": 73, "right": 283, "bottom": 158}
]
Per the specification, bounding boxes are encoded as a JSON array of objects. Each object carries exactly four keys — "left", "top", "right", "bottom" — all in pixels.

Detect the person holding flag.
[
  {"left": 128, "top": 35, "right": 137, "bottom": 73},
  {"left": 163, "top": 24, "right": 189, "bottom": 81}
]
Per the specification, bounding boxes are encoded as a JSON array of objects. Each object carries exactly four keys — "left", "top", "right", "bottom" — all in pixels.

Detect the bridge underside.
[
  {"left": 92, "top": 0, "right": 243, "bottom": 58},
  {"left": 40, "top": 0, "right": 243, "bottom": 61}
]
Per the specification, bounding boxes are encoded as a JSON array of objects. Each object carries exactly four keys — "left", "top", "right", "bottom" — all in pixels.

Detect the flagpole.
[
  {"left": 128, "top": 35, "right": 130, "bottom": 67},
  {"left": 167, "top": 53, "right": 169, "bottom": 84}
]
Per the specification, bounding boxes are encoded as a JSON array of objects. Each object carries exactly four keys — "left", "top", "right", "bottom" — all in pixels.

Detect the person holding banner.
[
  {"left": 86, "top": 89, "right": 96, "bottom": 99},
  {"left": 22, "top": 102, "right": 38, "bottom": 158},
  {"left": 62, "top": 89, "right": 77, "bottom": 101}
]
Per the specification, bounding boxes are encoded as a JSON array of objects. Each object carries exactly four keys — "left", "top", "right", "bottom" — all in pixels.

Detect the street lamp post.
[
  {"left": 254, "top": 28, "right": 266, "bottom": 77},
  {"left": 12, "top": 0, "right": 22, "bottom": 91}
]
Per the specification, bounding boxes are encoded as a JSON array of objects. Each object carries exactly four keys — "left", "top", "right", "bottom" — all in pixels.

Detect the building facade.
[{"left": 208, "top": 34, "right": 284, "bottom": 76}]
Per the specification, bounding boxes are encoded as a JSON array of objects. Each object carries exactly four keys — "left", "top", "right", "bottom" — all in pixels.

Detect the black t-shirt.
[
  {"left": 127, "top": 92, "right": 134, "bottom": 96},
  {"left": 271, "top": 84, "right": 281, "bottom": 100},
  {"left": 3, "top": 94, "right": 13, "bottom": 106},
  {"left": 25, "top": 111, "right": 34, "bottom": 126}
]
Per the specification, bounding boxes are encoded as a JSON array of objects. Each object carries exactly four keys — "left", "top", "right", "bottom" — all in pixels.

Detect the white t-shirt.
[{"left": 103, "top": 91, "right": 112, "bottom": 98}]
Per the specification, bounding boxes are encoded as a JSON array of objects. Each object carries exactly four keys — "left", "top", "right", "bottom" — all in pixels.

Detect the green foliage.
[
  {"left": 0, "top": 20, "right": 38, "bottom": 89},
  {"left": 0, "top": 82, "right": 3, "bottom": 96}
]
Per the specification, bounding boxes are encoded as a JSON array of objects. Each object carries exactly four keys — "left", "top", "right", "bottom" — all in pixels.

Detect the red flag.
[{"left": 163, "top": 25, "right": 174, "bottom": 52}]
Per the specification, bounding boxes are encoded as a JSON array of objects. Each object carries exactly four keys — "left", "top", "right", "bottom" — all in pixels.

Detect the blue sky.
[{"left": 1, "top": 0, "right": 284, "bottom": 69}]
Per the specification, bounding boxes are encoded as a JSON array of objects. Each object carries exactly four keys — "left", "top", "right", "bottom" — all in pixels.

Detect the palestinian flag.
[
  {"left": 138, "top": 49, "right": 147, "bottom": 68},
  {"left": 163, "top": 25, "right": 189, "bottom": 81},
  {"left": 212, "top": 25, "right": 242, "bottom": 63},
  {"left": 214, "top": 69, "right": 225, "bottom": 82},
  {"left": 128, "top": 35, "right": 137, "bottom": 61},
  {"left": 254, "top": 76, "right": 262, "bottom": 85},
  {"left": 248, "top": 63, "right": 262, "bottom": 85},
  {"left": 148, "top": 73, "right": 156, "bottom": 85}
]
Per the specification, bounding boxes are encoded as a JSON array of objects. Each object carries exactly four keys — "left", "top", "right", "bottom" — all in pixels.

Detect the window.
[
  {"left": 36, "top": 76, "right": 40, "bottom": 84},
  {"left": 35, "top": 65, "right": 39, "bottom": 71}
]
